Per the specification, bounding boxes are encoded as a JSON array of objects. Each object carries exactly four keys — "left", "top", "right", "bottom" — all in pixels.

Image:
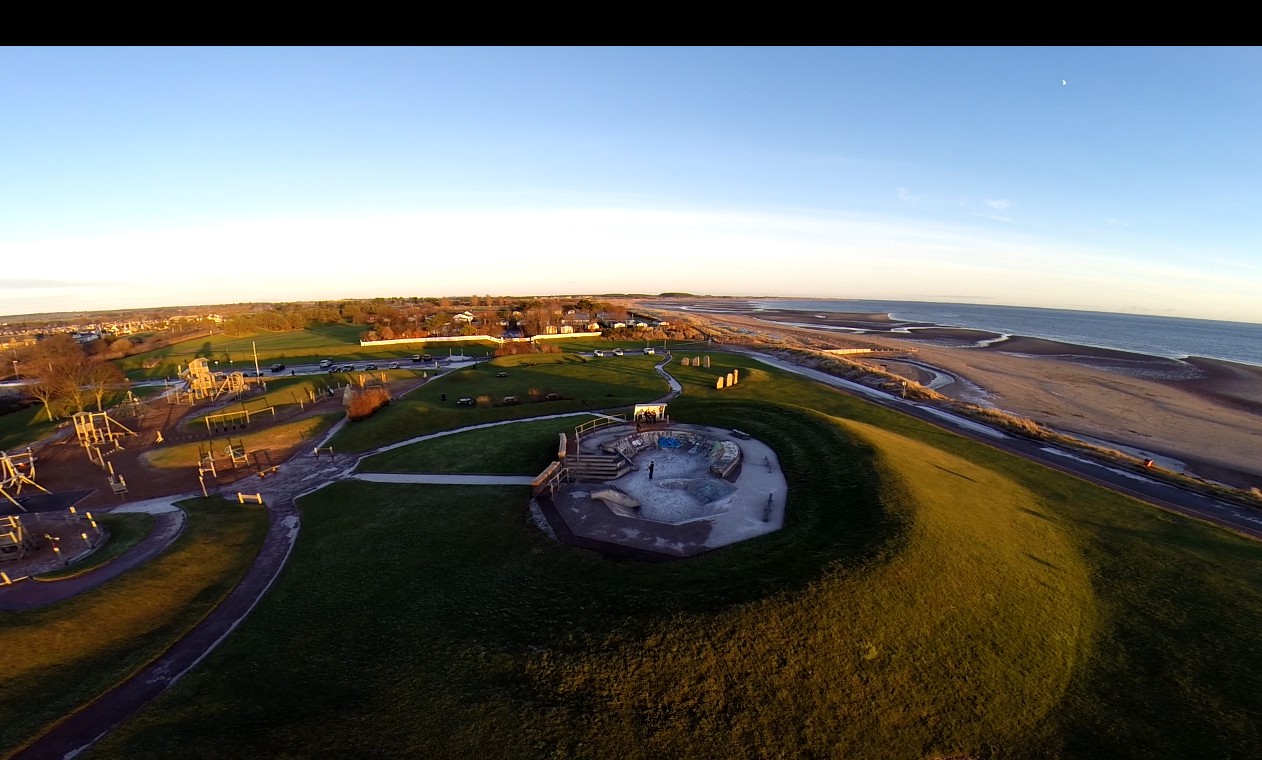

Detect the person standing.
[{"left": 648, "top": 461, "right": 655, "bottom": 480}]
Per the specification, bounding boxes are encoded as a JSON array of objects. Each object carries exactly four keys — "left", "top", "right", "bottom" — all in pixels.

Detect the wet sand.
[{"left": 638, "top": 299, "right": 1262, "bottom": 488}]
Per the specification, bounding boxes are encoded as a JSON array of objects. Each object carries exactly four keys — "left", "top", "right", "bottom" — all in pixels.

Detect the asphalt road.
[{"left": 737, "top": 348, "right": 1262, "bottom": 542}]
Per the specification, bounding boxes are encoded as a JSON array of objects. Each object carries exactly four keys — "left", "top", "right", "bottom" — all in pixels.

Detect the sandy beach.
[{"left": 637, "top": 299, "right": 1262, "bottom": 489}]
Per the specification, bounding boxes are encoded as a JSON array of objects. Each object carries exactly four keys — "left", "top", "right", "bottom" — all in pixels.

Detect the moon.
[{"left": 1062, "top": 79, "right": 1068, "bottom": 86}]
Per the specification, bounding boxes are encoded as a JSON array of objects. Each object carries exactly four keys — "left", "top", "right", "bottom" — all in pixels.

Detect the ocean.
[{"left": 753, "top": 299, "right": 1262, "bottom": 368}]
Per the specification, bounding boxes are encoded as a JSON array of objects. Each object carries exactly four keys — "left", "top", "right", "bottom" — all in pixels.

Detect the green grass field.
[
  {"left": 0, "top": 498, "right": 267, "bottom": 755},
  {"left": 83, "top": 349, "right": 1262, "bottom": 759},
  {"left": 35, "top": 513, "right": 155, "bottom": 581},
  {"left": 113, "top": 323, "right": 697, "bottom": 381},
  {"left": 10, "top": 346, "right": 1262, "bottom": 758},
  {"left": 329, "top": 353, "right": 670, "bottom": 453}
]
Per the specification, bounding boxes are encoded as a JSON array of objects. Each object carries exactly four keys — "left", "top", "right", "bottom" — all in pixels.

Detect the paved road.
[{"left": 733, "top": 348, "right": 1262, "bottom": 542}]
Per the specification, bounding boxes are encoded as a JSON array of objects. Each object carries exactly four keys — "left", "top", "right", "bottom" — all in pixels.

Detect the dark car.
[
  {"left": 365, "top": 364, "right": 378, "bottom": 371},
  {"left": 270, "top": 363, "right": 286, "bottom": 373},
  {"left": 496, "top": 371, "right": 509, "bottom": 378}
]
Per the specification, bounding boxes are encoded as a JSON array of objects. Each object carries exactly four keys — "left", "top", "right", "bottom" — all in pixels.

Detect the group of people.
[{"left": 635, "top": 409, "right": 661, "bottom": 432}]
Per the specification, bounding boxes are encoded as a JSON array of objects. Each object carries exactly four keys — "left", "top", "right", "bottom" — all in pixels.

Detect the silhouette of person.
[{"left": 648, "top": 461, "right": 655, "bottom": 480}]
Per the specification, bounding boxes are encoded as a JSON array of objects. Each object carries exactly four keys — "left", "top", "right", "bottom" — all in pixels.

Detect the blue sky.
[{"left": 3, "top": 46, "right": 1261, "bottom": 322}]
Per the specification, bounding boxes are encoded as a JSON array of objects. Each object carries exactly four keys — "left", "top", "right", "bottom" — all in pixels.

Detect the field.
[
  {"left": 75, "top": 349, "right": 1262, "bottom": 759},
  {"left": 114, "top": 324, "right": 501, "bottom": 380},
  {"left": 0, "top": 498, "right": 268, "bottom": 755},
  {"left": 329, "top": 352, "right": 669, "bottom": 453}
]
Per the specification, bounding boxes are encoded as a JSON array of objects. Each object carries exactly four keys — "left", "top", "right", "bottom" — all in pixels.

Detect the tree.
[
  {"left": 26, "top": 334, "right": 88, "bottom": 421},
  {"left": 85, "top": 361, "right": 127, "bottom": 412}
]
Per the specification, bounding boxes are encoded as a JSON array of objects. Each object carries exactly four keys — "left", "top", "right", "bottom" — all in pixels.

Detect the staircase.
[{"left": 566, "top": 453, "right": 632, "bottom": 482}]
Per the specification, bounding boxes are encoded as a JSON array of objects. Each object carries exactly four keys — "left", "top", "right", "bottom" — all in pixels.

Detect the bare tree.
[{"left": 85, "top": 361, "right": 127, "bottom": 412}]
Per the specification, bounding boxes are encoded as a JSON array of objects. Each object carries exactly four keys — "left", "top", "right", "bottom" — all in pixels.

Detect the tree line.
[{"left": 14, "top": 334, "right": 127, "bottom": 422}]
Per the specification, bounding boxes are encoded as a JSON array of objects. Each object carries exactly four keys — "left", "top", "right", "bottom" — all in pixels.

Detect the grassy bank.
[
  {"left": 29, "top": 348, "right": 1262, "bottom": 758},
  {"left": 0, "top": 498, "right": 268, "bottom": 756}
]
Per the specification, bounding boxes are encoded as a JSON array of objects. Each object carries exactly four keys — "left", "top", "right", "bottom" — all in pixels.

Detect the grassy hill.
[
  {"left": 6, "top": 346, "right": 1261, "bottom": 758},
  {"left": 84, "top": 351, "right": 1262, "bottom": 758}
]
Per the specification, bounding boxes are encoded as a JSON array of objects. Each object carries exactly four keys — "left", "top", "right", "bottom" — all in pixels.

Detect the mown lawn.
[
  {"left": 330, "top": 353, "right": 670, "bottom": 453},
  {"left": 35, "top": 349, "right": 1262, "bottom": 758},
  {"left": 0, "top": 498, "right": 268, "bottom": 756},
  {"left": 357, "top": 415, "right": 579, "bottom": 475}
]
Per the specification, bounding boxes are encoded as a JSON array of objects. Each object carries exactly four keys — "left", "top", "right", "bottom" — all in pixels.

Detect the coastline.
[{"left": 636, "top": 299, "right": 1262, "bottom": 488}]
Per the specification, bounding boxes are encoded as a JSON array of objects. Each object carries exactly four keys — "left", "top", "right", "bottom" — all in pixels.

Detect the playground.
[{"left": 0, "top": 368, "right": 425, "bottom": 583}]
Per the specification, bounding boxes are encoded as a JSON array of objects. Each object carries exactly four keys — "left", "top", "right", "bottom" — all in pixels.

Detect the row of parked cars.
[{"left": 319, "top": 360, "right": 402, "bottom": 373}]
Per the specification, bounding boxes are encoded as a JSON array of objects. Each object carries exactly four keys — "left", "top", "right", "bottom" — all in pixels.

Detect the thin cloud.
[
  {"left": 896, "top": 187, "right": 923, "bottom": 203},
  {"left": 1, "top": 279, "right": 100, "bottom": 289},
  {"left": 985, "top": 199, "right": 1013, "bottom": 210}
]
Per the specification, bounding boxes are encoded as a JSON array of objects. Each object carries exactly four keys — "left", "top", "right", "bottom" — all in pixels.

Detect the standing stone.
[
  {"left": 733, "top": 369, "right": 739, "bottom": 384},
  {"left": 715, "top": 377, "right": 724, "bottom": 390},
  {"left": 703, "top": 356, "right": 711, "bottom": 368},
  {"left": 725, "top": 372, "right": 734, "bottom": 387},
  {"left": 681, "top": 356, "right": 690, "bottom": 367}
]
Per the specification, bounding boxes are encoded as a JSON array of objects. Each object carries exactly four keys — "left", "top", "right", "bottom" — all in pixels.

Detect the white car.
[
  {"left": 643, "top": 347, "right": 655, "bottom": 355},
  {"left": 593, "top": 350, "right": 604, "bottom": 357},
  {"left": 612, "top": 348, "right": 624, "bottom": 356},
  {"left": 389, "top": 362, "right": 400, "bottom": 369}
]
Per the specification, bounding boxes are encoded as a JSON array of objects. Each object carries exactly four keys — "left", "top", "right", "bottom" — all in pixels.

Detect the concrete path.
[{"left": 352, "top": 473, "right": 537, "bottom": 485}]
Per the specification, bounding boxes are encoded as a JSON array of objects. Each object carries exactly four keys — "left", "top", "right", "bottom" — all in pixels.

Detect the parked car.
[
  {"left": 544, "top": 393, "right": 561, "bottom": 401},
  {"left": 388, "top": 362, "right": 400, "bottom": 369},
  {"left": 593, "top": 349, "right": 604, "bottom": 357},
  {"left": 411, "top": 355, "right": 422, "bottom": 362},
  {"left": 365, "top": 364, "right": 378, "bottom": 371},
  {"left": 270, "top": 363, "right": 286, "bottom": 373},
  {"left": 342, "top": 365, "right": 356, "bottom": 372},
  {"left": 502, "top": 396, "right": 520, "bottom": 405},
  {"left": 612, "top": 348, "right": 624, "bottom": 356},
  {"left": 496, "top": 371, "right": 509, "bottom": 378},
  {"left": 643, "top": 347, "right": 655, "bottom": 355},
  {"left": 456, "top": 397, "right": 476, "bottom": 407},
  {"left": 319, "top": 359, "right": 333, "bottom": 368}
]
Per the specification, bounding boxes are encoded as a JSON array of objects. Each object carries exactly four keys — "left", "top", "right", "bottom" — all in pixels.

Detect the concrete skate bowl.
[
  {"left": 600, "top": 430, "right": 742, "bottom": 480},
  {"left": 592, "top": 476, "right": 738, "bottom": 525},
  {"left": 593, "top": 431, "right": 742, "bottom": 524}
]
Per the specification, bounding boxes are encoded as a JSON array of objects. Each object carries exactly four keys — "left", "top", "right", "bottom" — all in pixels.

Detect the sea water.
[{"left": 754, "top": 299, "right": 1262, "bottom": 367}]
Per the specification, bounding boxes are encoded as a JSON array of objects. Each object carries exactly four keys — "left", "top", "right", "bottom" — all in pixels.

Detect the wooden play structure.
[
  {"left": 175, "top": 358, "right": 249, "bottom": 404},
  {"left": 1, "top": 449, "right": 50, "bottom": 510},
  {"left": 0, "top": 515, "right": 37, "bottom": 561},
  {"left": 72, "top": 411, "right": 138, "bottom": 450},
  {"left": 204, "top": 400, "right": 275, "bottom": 435}
]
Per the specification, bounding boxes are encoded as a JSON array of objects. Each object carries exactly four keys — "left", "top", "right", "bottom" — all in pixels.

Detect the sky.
[{"left": 2, "top": 46, "right": 1261, "bottom": 323}]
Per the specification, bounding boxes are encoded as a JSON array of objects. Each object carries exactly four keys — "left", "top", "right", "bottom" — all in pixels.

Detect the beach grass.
[{"left": 0, "top": 497, "right": 267, "bottom": 755}]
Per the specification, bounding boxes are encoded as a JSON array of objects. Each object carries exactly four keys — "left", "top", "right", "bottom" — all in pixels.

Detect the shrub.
[{"left": 346, "top": 386, "right": 391, "bottom": 421}]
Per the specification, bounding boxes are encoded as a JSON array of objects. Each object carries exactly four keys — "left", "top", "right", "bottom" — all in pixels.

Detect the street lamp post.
[{"left": 11, "top": 360, "right": 17, "bottom": 380}]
